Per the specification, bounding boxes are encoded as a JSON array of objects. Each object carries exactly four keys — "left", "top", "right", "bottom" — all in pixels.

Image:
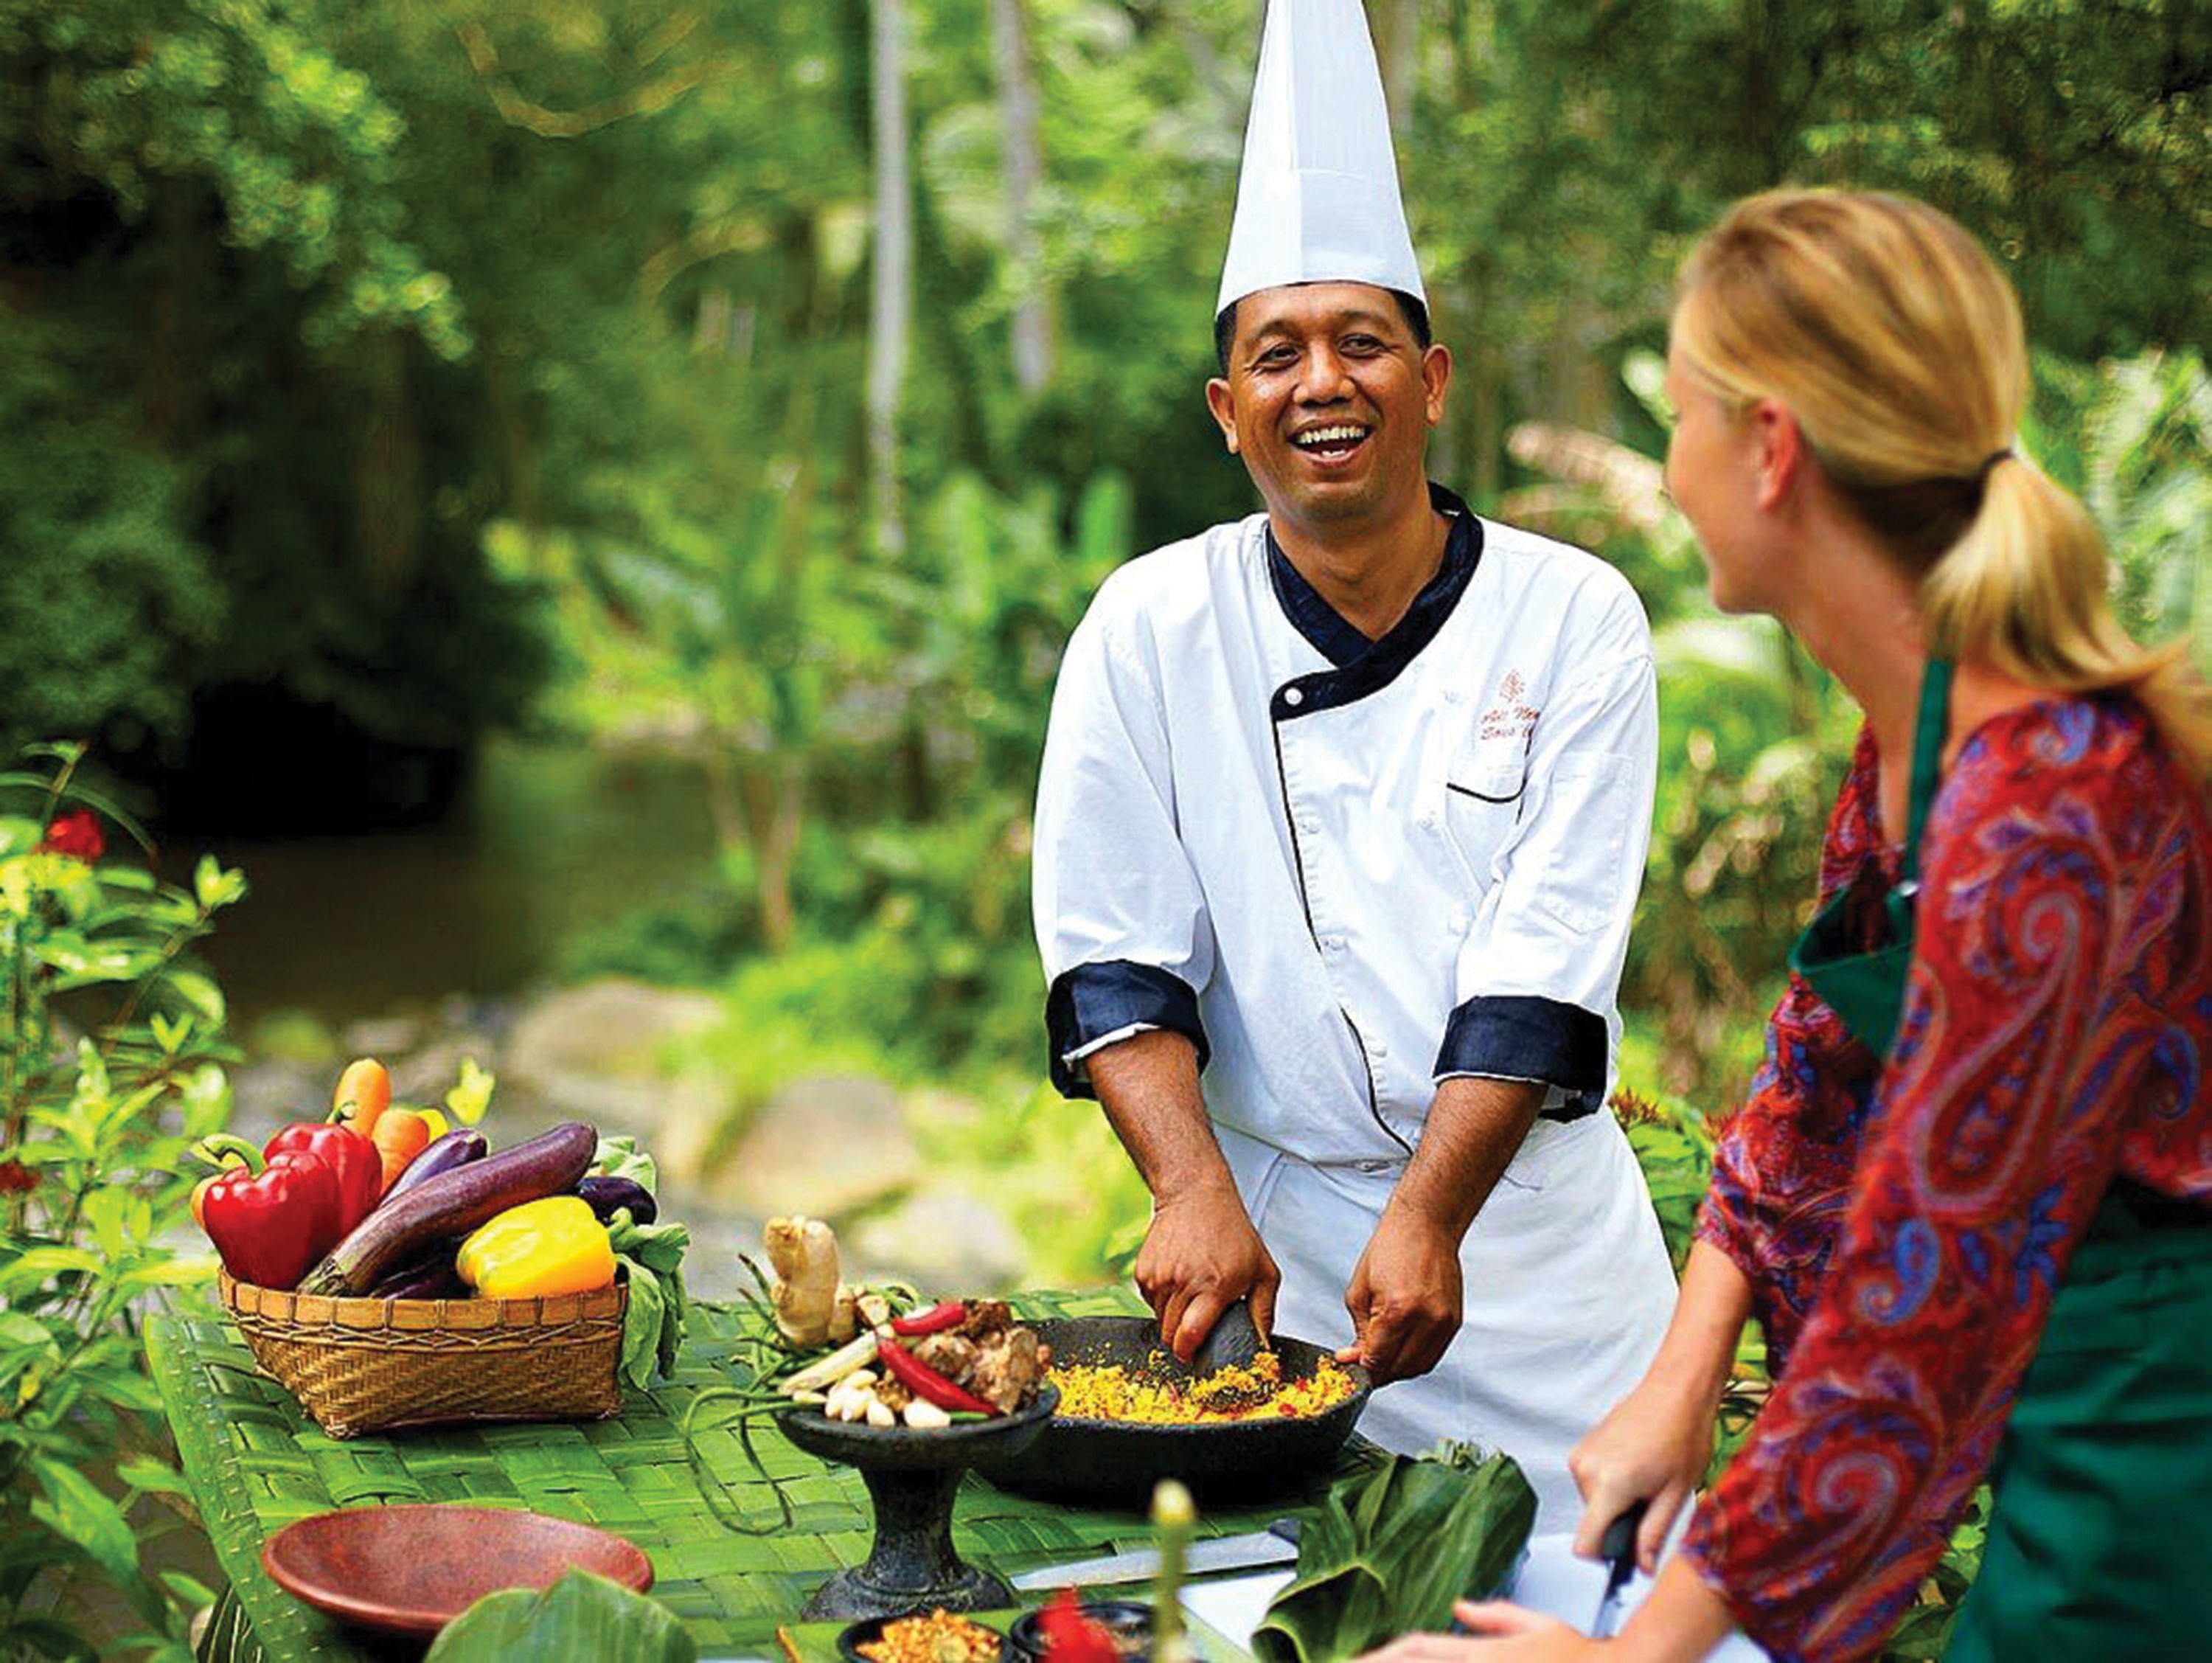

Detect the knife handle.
[{"left": 1599, "top": 1499, "right": 1650, "bottom": 1572}]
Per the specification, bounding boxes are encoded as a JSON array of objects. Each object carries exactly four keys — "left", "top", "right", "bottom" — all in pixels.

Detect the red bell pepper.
[
  {"left": 878, "top": 1337, "right": 1000, "bottom": 1417},
  {"left": 265, "top": 1122, "right": 382, "bottom": 1236},
  {"left": 189, "top": 1133, "right": 261, "bottom": 1229},
  {"left": 890, "top": 1300, "right": 967, "bottom": 1338},
  {"left": 199, "top": 1150, "right": 346, "bottom": 1291}
]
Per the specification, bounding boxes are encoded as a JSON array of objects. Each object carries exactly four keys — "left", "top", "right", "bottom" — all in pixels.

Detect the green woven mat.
[{"left": 149, "top": 1288, "right": 1370, "bottom": 1662}]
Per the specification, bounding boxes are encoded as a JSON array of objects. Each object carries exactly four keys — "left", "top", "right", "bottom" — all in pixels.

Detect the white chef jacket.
[{"left": 1032, "top": 485, "right": 1674, "bottom": 1525}]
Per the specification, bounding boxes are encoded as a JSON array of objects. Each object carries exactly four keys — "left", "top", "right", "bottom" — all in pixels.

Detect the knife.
[
  {"left": 1009, "top": 1519, "right": 1301, "bottom": 1591},
  {"left": 1590, "top": 1501, "right": 1649, "bottom": 1639}
]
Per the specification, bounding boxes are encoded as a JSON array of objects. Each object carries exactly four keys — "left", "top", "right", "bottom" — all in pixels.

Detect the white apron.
[{"left": 1034, "top": 493, "right": 1675, "bottom": 1527}]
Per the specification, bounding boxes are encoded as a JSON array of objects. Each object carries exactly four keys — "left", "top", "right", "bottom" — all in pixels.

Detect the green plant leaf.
[
  {"left": 616, "top": 1254, "right": 667, "bottom": 1391},
  {"left": 159, "top": 1571, "right": 218, "bottom": 1611},
  {"left": 444, "top": 1057, "right": 495, "bottom": 1125},
  {"left": 192, "top": 855, "right": 247, "bottom": 912},
  {"left": 29, "top": 1457, "right": 139, "bottom": 1586},
  {"left": 1252, "top": 1448, "right": 1535, "bottom": 1663},
  {"left": 82, "top": 1187, "right": 128, "bottom": 1263},
  {"left": 116, "top": 1458, "right": 192, "bottom": 1499},
  {"left": 422, "top": 1569, "right": 695, "bottom": 1662},
  {"left": 4, "top": 1247, "right": 107, "bottom": 1282},
  {"left": 0, "top": 1611, "right": 100, "bottom": 1660},
  {"left": 163, "top": 969, "right": 227, "bottom": 1025}
]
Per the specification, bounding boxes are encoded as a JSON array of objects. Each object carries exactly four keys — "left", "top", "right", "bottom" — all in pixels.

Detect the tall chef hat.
[{"left": 1214, "top": 0, "right": 1426, "bottom": 319}]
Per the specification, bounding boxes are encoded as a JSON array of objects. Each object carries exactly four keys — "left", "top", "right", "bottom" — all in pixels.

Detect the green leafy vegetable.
[
  {"left": 1252, "top": 1444, "right": 1535, "bottom": 1663},
  {"left": 424, "top": 1568, "right": 695, "bottom": 1662},
  {"left": 597, "top": 1136, "right": 689, "bottom": 1388}
]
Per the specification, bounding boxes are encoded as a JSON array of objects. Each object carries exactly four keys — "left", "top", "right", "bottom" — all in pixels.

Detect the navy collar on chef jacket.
[{"left": 1265, "top": 482, "right": 1483, "bottom": 721}]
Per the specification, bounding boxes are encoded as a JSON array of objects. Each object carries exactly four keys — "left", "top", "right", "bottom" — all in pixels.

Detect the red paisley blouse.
[{"left": 1683, "top": 695, "right": 2212, "bottom": 1661}]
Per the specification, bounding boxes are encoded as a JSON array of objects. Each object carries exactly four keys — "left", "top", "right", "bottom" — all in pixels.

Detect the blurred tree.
[
  {"left": 990, "top": 0, "right": 1054, "bottom": 395},
  {"left": 0, "top": 0, "right": 540, "bottom": 822}
]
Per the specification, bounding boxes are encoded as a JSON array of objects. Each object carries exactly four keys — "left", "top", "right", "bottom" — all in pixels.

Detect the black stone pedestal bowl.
[
  {"left": 970, "top": 1317, "right": 1371, "bottom": 1508},
  {"left": 778, "top": 1386, "right": 1060, "bottom": 1622}
]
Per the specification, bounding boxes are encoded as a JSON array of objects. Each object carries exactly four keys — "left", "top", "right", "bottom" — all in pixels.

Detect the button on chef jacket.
[{"left": 1032, "top": 484, "right": 1674, "bottom": 1524}]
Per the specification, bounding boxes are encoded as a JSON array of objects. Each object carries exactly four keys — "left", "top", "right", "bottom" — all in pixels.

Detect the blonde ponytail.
[{"left": 1675, "top": 188, "right": 2212, "bottom": 777}]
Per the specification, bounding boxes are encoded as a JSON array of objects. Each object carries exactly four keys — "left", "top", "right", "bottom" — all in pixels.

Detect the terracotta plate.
[{"left": 260, "top": 1502, "right": 655, "bottom": 1638}]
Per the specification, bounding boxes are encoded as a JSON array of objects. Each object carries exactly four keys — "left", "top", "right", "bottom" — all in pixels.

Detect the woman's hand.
[
  {"left": 1568, "top": 1240, "right": 1753, "bottom": 1573},
  {"left": 1567, "top": 1375, "right": 1714, "bottom": 1575},
  {"left": 1355, "top": 1603, "right": 1601, "bottom": 1662}
]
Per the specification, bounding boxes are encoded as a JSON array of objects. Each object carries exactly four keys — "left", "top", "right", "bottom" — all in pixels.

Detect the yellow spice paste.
[{"left": 1046, "top": 1350, "right": 1359, "bottom": 1424}]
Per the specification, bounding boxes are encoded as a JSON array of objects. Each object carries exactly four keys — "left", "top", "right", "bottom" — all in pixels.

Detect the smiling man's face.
[{"left": 1206, "top": 282, "right": 1450, "bottom": 543}]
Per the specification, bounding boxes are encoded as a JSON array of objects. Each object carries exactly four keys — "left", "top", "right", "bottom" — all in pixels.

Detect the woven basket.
[{"left": 218, "top": 1271, "right": 626, "bottom": 1439}]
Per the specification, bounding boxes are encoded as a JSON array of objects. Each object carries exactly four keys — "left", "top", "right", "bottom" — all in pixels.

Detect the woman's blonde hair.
[{"left": 1673, "top": 187, "right": 2210, "bottom": 774}]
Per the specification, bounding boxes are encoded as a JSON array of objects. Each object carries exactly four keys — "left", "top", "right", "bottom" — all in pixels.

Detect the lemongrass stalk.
[{"left": 1150, "top": 1479, "right": 1196, "bottom": 1663}]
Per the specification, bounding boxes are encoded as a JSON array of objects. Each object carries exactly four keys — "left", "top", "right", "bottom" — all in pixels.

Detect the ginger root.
[{"left": 764, "top": 1215, "right": 845, "bottom": 1348}]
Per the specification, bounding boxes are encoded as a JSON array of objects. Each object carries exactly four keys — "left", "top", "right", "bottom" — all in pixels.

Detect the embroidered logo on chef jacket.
[{"left": 1451, "top": 671, "right": 1538, "bottom": 813}]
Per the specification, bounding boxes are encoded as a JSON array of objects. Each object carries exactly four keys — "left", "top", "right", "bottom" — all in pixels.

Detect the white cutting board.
[{"left": 1178, "top": 1532, "right": 1767, "bottom": 1659}]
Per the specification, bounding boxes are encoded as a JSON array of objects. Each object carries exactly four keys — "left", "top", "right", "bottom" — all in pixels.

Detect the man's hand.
[
  {"left": 1338, "top": 1077, "right": 1543, "bottom": 1384},
  {"left": 1086, "top": 1030, "right": 1277, "bottom": 1364},
  {"left": 1138, "top": 1178, "right": 1279, "bottom": 1363},
  {"left": 1339, "top": 1201, "right": 1463, "bottom": 1383}
]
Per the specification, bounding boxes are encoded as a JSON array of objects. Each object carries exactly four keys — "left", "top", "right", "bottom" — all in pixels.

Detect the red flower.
[
  {"left": 1037, "top": 1590, "right": 1121, "bottom": 1663},
  {"left": 38, "top": 810, "right": 103, "bottom": 861},
  {"left": 0, "top": 1159, "right": 36, "bottom": 1195}
]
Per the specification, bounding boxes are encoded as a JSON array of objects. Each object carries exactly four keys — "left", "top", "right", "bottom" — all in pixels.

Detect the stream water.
[{"left": 178, "top": 737, "right": 725, "bottom": 1033}]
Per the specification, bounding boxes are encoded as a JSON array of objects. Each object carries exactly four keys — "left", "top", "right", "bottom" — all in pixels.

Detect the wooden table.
[{"left": 150, "top": 1288, "right": 1356, "bottom": 1660}]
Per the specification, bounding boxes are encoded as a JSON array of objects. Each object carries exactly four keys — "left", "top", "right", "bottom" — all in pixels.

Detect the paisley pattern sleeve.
[
  {"left": 1685, "top": 702, "right": 2208, "bottom": 1661},
  {"left": 1694, "top": 727, "right": 1884, "bottom": 1370}
]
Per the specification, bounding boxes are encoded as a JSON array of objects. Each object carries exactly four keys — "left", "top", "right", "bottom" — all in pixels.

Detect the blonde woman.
[{"left": 1365, "top": 190, "right": 2212, "bottom": 1661}]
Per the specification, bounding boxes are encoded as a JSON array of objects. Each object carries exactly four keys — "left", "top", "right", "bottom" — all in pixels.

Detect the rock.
[
  {"left": 849, "top": 1192, "right": 1027, "bottom": 1294},
  {"left": 227, "top": 1057, "right": 324, "bottom": 1142},
  {"left": 720, "top": 1073, "right": 919, "bottom": 1218},
  {"left": 343, "top": 1015, "right": 429, "bottom": 1059},
  {"left": 501, "top": 977, "right": 726, "bottom": 1146},
  {"left": 900, "top": 1086, "right": 987, "bottom": 1133}
]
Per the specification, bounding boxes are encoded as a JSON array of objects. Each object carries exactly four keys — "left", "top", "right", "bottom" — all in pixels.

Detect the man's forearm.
[
  {"left": 1086, "top": 1029, "right": 1234, "bottom": 1201},
  {"left": 1389, "top": 1074, "right": 1546, "bottom": 1239}
]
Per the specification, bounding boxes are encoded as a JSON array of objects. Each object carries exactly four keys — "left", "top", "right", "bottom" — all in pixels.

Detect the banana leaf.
[
  {"left": 424, "top": 1569, "right": 696, "bottom": 1663},
  {"left": 1252, "top": 1445, "right": 1535, "bottom": 1663}
]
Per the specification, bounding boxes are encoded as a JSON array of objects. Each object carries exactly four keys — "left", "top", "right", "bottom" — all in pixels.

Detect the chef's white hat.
[{"left": 1215, "top": 0, "right": 1425, "bottom": 319}]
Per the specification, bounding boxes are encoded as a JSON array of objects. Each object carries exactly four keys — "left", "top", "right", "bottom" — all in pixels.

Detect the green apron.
[
  {"left": 1788, "top": 661, "right": 2212, "bottom": 1659},
  {"left": 1786, "top": 659, "right": 1951, "bottom": 1056}
]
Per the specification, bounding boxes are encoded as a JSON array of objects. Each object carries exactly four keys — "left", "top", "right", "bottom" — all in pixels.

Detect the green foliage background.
[{"left": 1, "top": 4, "right": 2207, "bottom": 1649}]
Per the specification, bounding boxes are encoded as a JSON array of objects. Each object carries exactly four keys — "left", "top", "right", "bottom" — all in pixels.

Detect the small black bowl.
[
  {"left": 1007, "top": 1599, "right": 1153, "bottom": 1663},
  {"left": 836, "top": 1611, "right": 1009, "bottom": 1663}
]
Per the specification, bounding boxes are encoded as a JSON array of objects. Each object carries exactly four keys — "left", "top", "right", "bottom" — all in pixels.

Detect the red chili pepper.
[
  {"left": 264, "top": 1122, "right": 382, "bottom": 1235},
  {"left": 891, "top": 1300, "right": 967, "bottom": 1338},
  {"left": 199, "top": 1152, "right": 345, "bottom": 1290},
  {"left": 878, "top": 1337, "right": 1000, "bottom": 1417},
  {"left": 1037, "top": 1589, "right": 1121, "bottom": 1663}
]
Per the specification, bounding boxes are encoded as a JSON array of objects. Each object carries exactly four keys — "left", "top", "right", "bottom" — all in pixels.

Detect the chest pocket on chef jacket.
[{"left": 1441, "top": 733, "right": 1527, "bottom": 889}]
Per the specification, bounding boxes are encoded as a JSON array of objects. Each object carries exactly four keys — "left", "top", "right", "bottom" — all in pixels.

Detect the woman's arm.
[
  {"left": 1683, "top": 721, "right": 2155, "bottom": 1659},
  {"left": 1569, "top": 1242, "right": 1751, "bottom": 1572}
]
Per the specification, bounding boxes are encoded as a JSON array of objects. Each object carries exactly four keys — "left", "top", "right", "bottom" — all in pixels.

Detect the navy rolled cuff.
[
  {"left": 1436, "top": 994, "right": 1607, "bottom": 1122},
  {"left": 1046, "top": 960, "right": 1209, "bottom": 1100}
]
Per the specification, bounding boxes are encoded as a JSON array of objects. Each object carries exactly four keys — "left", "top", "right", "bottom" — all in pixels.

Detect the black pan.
[{"left": 970, "top": 1316, "right": 1370, "bottom": 1507}]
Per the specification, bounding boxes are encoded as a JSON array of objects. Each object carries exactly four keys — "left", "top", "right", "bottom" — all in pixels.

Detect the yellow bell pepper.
[{"left": 456, "top": 1196, "right": 616, "bottom": 1299}]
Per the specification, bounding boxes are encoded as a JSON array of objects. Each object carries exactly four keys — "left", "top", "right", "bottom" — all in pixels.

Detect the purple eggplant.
[
  {"left": 369, "top": 1246, "right": 464, "bottom": 1300},
  {"left": 383, "top": 1128, "right": 489, "bottom": 1203},
  {"left": 575, "top": 1173, "right": 658, "bottom": 1226}
]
